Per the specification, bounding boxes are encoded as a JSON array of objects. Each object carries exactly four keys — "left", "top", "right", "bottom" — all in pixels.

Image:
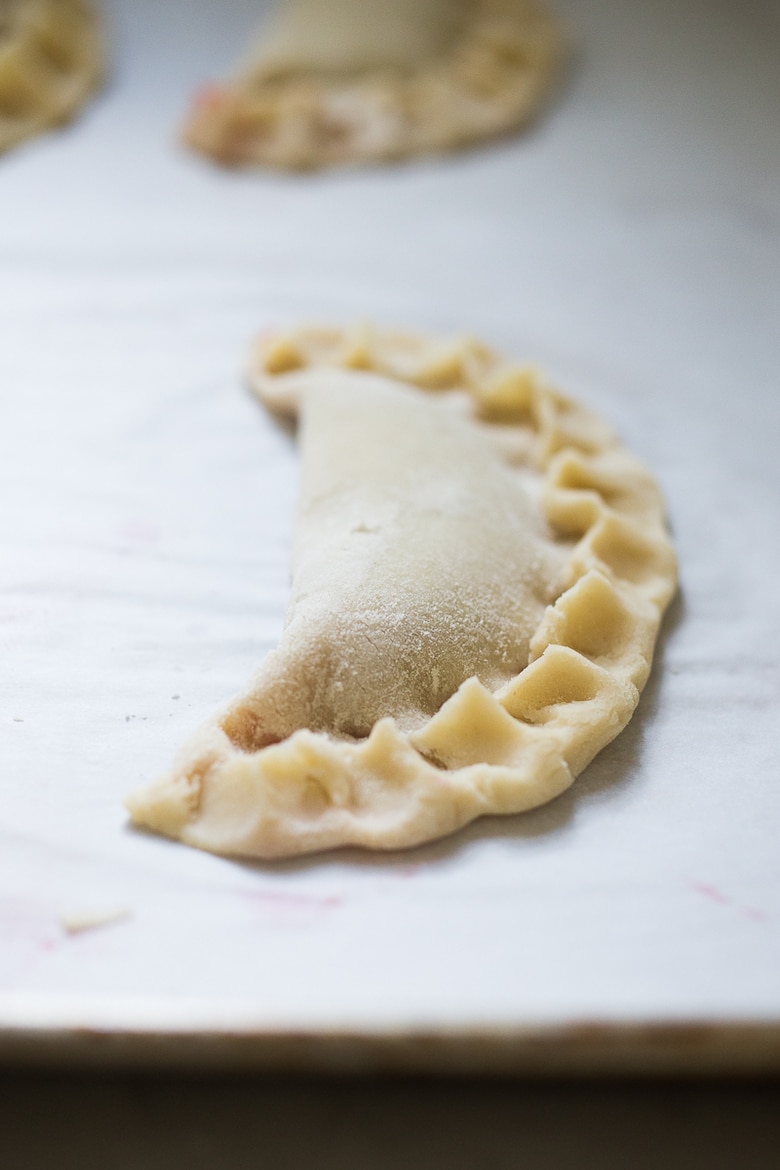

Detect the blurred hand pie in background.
[
  {"left": 183, "top": 0, "right": 566, "bottom": 170},
  {"left": 0, "top": 0, "right": 103, "bottom": 155}
]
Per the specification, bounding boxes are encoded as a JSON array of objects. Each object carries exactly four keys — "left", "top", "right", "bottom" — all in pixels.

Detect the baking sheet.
[{"left": 1, "top": 0, "right": 779, "bottom": 1072}]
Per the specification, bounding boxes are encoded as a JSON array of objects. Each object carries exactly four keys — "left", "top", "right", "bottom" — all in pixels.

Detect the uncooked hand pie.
[
  {"left": 183, "top": 0, "right": 564, "bottom": 170},
  {"left": 126, "top": 324, "right": 677, "bottom": 860},
  {"left": 0, "top": 0, "right": 103, "bottom": 154}
]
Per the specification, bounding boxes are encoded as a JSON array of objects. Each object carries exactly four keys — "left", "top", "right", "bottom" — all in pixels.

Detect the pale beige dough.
[
  {"left": 251, "top": 0, "right": 463, "bottom": 76},
  {"left": 221, "top": 370, "right": 567, "bottom": 746},
  {"left": 126, "top": 324, "right": 677, "bottom": 860},
  {"left": 183, "top": 0, "right": 565, "bottom": 170},
  {"left": 0, "top": 0, "right": 103, "bottom": 155}
]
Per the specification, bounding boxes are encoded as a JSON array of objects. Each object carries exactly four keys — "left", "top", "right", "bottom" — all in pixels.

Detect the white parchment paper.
[{"left": 0, "top": 0, "right": 778, "bottom": 1062}]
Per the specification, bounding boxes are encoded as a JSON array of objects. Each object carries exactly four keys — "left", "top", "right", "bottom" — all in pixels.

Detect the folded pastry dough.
[
  {"left": 127, "top": 325, "right": 677, "bottom": 860},
  {"left": 183, "top": 0, "right": 564, "bottom": 169},
  {"left": 0, "top": 0, "right": 103, "bottom": 154}
]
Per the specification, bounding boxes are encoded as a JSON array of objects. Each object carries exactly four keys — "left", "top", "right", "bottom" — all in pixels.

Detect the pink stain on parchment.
[
  {"left": 117, "top": 518, "right": 160, "bottom": 544},
  {"left": 241, "top": 888, "right": 342, "bottom": 928},
  {"left": 691, "top": 881, "right": 729, "bottom": 906},
  {"left": 0, "top": 898, "right": 62, "bottom": 989},
  {"left": 689, "top": 881, "right": 768, "bottom": 922}
]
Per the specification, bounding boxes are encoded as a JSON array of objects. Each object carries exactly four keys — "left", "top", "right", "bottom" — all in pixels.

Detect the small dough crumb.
[{"left": 60, "top": 905, "right": 132, "bottom": 934}]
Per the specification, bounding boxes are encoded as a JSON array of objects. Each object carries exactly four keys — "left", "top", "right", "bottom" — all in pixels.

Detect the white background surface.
[{"left": 0, "top": 0, "right": 778, "bottom": 1056}]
